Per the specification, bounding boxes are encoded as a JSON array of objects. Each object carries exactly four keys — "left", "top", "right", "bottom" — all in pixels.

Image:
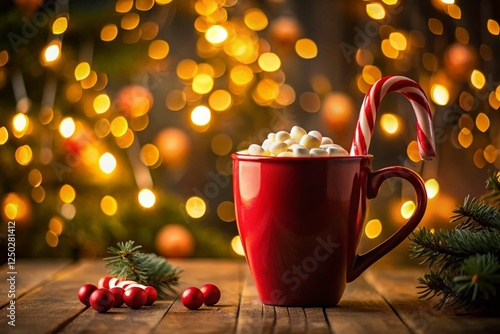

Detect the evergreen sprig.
[
  {"left": 408, "top": 172, "right": 500, "bottom": 311},
  {"left": 104, "top": 240, "right": 182, "bottom": 298}
]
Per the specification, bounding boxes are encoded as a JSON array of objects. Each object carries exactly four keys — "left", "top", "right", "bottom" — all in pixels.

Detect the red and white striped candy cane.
[{"left": 350, "top": 76, "right": 436, "bottom": 160}]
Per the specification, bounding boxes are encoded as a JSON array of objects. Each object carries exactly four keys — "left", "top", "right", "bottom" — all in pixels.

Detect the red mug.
[{"left": 232, "top": 153, "right": 427, "bottom": 307}]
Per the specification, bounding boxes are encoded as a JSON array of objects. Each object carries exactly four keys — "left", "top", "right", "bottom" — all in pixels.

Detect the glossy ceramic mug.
[{"left": 232, "top": 153, "right": 427, "bottom": 307}]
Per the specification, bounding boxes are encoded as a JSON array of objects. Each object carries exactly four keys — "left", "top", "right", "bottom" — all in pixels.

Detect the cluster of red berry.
[
  {"left": 78, "top": 276, "right": 158, "bottom": 313},
  {"left": 181, "top": 284, "right": 221, "bottom": 310}
]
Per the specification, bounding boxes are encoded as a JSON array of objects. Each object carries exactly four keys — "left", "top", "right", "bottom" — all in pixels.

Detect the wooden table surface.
[{"left": 0, "top": 259, "right": 498, "bottom": 334}]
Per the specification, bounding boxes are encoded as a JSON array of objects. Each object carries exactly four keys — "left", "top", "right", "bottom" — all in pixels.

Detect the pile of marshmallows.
[{"left": 245, "top": 126, "right": 348, "bottom": 157}]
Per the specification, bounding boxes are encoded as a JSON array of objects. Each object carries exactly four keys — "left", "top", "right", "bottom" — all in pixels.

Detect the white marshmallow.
[
  {"left": 269, "top": 141, "right": 288, "bottom": 155},
  {"left": 262, "top": 139, "right": 272, "bottom": 151},
  {"left": 276, "top": 131, "right": 291, "bottom": 142},
  {"left": 290, "top": 126, "right": 307, "bottom": 141},
  {"left": 293, "top": 147, "right": 310, "bottom": 157},
  {"left": 248, "top": 144, "right": 265, "bottom": 156},
  {"left": 308, "top": 130, "right": 322, "bottom": 141},
  {"left": 277, "top": 151, "right": 294, "bottom": 157},
  {"left": 285, "top": 138, "right": 298, "bottom": 146},
  {"left": 321, "top": 137, "right": 334, "bottom": 145},
  {"left": 320, "top": 144, "right": 335, "bottom": 150},
  {"left": 300, "top": 134, "right": 321, "bottom": 149},
  {"left": 327, "top": 145, "right": 349, "bottom": 156},
  {"left": 267, "top": 133, "right": 276, "bottom": 142},
  {"left": 310, "top": 148, "right": 328, "bottom": 156}
]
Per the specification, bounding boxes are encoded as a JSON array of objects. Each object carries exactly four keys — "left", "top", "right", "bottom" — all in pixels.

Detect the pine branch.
[
  {"left": 103, "top": 240, "right": 182, "bottom": 299},
  {"left": 484, "top": 172, "right": 500, "bottom": 206},
  {"left": 451, "top": 196, "right": 500, "bottom": 231},
  {"left": 409, "top": 227, "right": 500, "bottom": 270}
]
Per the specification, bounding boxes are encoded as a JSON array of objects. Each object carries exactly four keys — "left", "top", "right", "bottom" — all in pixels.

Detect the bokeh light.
[
  {"left": 185, "top": 196, "right": 206, "bottom": 219},
  {"left": 138, "top": 188, "right": 156, "bottom": 208},
  {"left": 425, "top": 179, "right": 440, "bottom": 199},
  {"left": 101, "top": 195, "right": 118, "bottom": 216},
  {"left": 59, "top": 117, "right": 76, "bottom": 138},
  {"left": 231, "top": 235, "right": 245, "bottom": 256},
  {"left": 190, "top": 105, "right": 211, "bottom": 126},
  {"left": 401, "top": 200, "right": 416, "bottom": 219},
  {"left": 365, "top": 219, "right": 382, "bottom": 239},
  {"left": 380, "top": 114, "right": 400, "bottom": 134},
  {"left": 99, "top": 152, "right": 117, "bottom": 174}
]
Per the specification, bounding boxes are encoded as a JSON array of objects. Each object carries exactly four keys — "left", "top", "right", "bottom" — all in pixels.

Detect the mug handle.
[{"left": 346, "top": 166, "right": 427, "bottom": 282}]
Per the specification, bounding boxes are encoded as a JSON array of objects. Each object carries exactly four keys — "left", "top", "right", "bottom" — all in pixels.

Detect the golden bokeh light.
[
  {"left": 366, "top": 3, "right": 386, "bottom": 20},
  {"left": 166, "top": 90, "right": 187, "bottom": 111},
  {"left": 59, "top": 117, "right": 76, "bottom": 138},
  {"left": 121, "top": 13, "right": 140, "bottom": 30},
  {"left": 190, "top": 105, "right": 211, "bottom": 126},
  {"left": 116, "top": 128, "right": 135, "bottom": 148},
  {"left": 52, "top": 17, "right": 68, "bottom": 35},
  {"left": 28, "top": 169, "right": 42, "bottom": 187},
  {"left": 458, "top": 128, "right": 473, "bottom": 148},
  {"left": 59, "top": 184, "right": 76, "bottom": 204},
  {"left": 428, "top": 18, "right": 443, "bottom": 35},
  {"left": 211, "top": 133, "right": 233, "bottom": 156},
  {"left": 185, "top": 196, "right": 206, "bottom": 219},
  {"left": 362, "top": 65, "right": 382, "bottom": 85},
  {"left": 15, "top": 145, "right": 33, "bottom": 166},
  {"left": 244, "top": 8, "right": 268, "bottom": 31},
  {"left": 136, "top": 0, "right": 154, "bottom": 11},
  {"left": 177, "top": 59, "right": 198, "bottom": 81},
  {"left": 295, "top": 38, "right": 318, "bottom": 59},
  {"left": 381, "top": 39, "right": 399, "bottom": 59},
  {"left": 381, "top": 113, "right": 400, "bottom": 134},
  {"left": 101, "top": 195, "right": 118, "bottom": 216},
  {"left": 0, "top": 126, "right": 7, "bottom": 145},
  {"left": 299, "top": 92, "right": 321, "bottom": 113},
  {"left": 140, "top": 143, "right": 160, "bottom": 166},
  {"left": 209, "top": 90, "right": 233, "bottom": 112},
  {"left": 110, "top": 116, "right": 129, "bottom": 137},
  {"left": 389, "top": 32, "right": 407, "bottom": 51},
  {"left": 32, "top": 186, "right": 45, "bottom": 203},
  {"left": 13, "top": 113, "right": 28, "bottom": 133},
  {"left": 258, "top": 52, "right": 281, "bottom": 72},
  {"left": 46, "top": 231, "right": 59, "bottom": 248},
  {"left": 148, "top": 39, "right": 170, "bottom": 59},
  {"left": 0, "top": 50, "right": 9, "bottom": 67},
  {"left": 93, "top": 94, "right": 111, "bottom": 114},
  {"left": 43, "top": 43, "right": 61, "bottom": 63},
  {"left": 425, "top": 179, "right": 440, "bottom": 199},
  {"left": 192, "top": 73, "right": 214, "bottom": 94},
  {"left": 217, "top": 201, "right": 235, "bottom": 222},
  {"left": 116, "top": 0, "right": 133, "bottom": 13},
  {"left": 365, "top": 219, "right": 382, "bottom": 239},
  {"left": 231, "top": 235, "right": 245, "bottom": 256},
  {"left": 471, "top": 69, "right": 486, "bottom": 89},
  {"left": 138, "top": 188, "right": 156, "bottom": 208},
  {"left": 230, "top": 64, "right": 254, "bottom": 86},
  {"left": 49, "top": 217, "right": 64, "bottom": 236},
  {"left": 487, "top": 19, "right": 500, "bottom": 35},
  {"left": 476, "top": 113, "right": 490, "bottom": 132},
  {"left": 75, "top": 62, "right": 91, "bottom": 81},
  {"left": 431, "top": 84, "right": 450, "bottom": 106},
  {"left": 484, "top": 145, "right": 497, "bottom": 164},
  {"left": 99, "top": 152, "right": 117, "bottom": 174},
  {"left": 205, "top": 25, "right": 228, "bottom": 44},
  {"left": 101, "top": 24, "right": 118, "bottom": 41},
  {"left": 401, "top": 200, "right": 416, "bottom": 219}
]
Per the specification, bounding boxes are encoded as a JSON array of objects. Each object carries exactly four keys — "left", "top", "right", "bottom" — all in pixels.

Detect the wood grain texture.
[
  {"left": 1, "top": 259, "right": 499, "bottom": 334},
  {"left": 325, "top": 275, "right": 411, "bottom": 334},
  {"left": 0, "top": 259, "right": 71, "bottom": 308},
  {"left": 365, "top": 268, "right": 500, "bottom": 334}
]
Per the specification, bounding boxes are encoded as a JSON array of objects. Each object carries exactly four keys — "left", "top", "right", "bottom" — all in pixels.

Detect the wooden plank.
[
  {"left": 304, "top": 308, "right": 331, "bottom": 334},
  {"left": 0, "top": 260, "right": 102, "bottom": 334},
  {"left": 0, "top": 259, "right": 71, "bottom": 308},
  {"left": 262, "top": 304, "right": 275, "bottom": 334},
  {"left": 274, "top": 306, "right": 290, "bottom": 334},
  {"left": 288, "top": 307, "right": 306, "bottom": 334},
  {"left": 153, "top": 260, "right": 243, "bottom": 334},
  {"left": 235, "top": 267, "right": 266, "bottom": 334},
  {"left": 325, "top": 276, "right": 410, "bottom": 334},
  {"left": 365, "top": 267, "right": 500, "bottom": 334}
]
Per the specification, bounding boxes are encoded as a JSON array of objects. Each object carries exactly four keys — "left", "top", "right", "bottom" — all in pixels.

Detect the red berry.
[
  {"left": 123, "top": 287, "right": 147, "bottom": 309},
  {"left": 181, "top": 287, "right": 204, "bottom": 310},
  {"left": 200, "top": 284, "right": 221, "bottom": 306},
  {"left": 89, "top": 289, "right": 115, "bottom": 313},
  {"left": 98, "top": 276, "right": 113, "bottom": 289},
  {"left": 145, "top": 286, "right": 158, "bottom": 306},
  {"left": 78, "top": 284, "right": 98, "bottom": 306},
  {"left": 110, "top": 287, "right": 125, "bottom": 307}
]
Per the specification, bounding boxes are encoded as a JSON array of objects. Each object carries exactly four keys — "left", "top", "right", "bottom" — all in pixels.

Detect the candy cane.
[{"left": 350, "top": 76, "right": 436, "bottom": 160}]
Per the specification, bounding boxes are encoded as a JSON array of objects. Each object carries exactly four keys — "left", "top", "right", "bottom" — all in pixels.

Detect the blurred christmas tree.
[{"left": 1, "top": 0, "right": 500, "bottom": 260}]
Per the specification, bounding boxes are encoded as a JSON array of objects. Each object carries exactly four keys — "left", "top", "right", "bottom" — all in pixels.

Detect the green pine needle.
[
  {"left": 103, "top": 240, "right": 182, "bottom": 299},
  {"left": 408, "top": 171, "right": 500, "bottom": 312}
]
